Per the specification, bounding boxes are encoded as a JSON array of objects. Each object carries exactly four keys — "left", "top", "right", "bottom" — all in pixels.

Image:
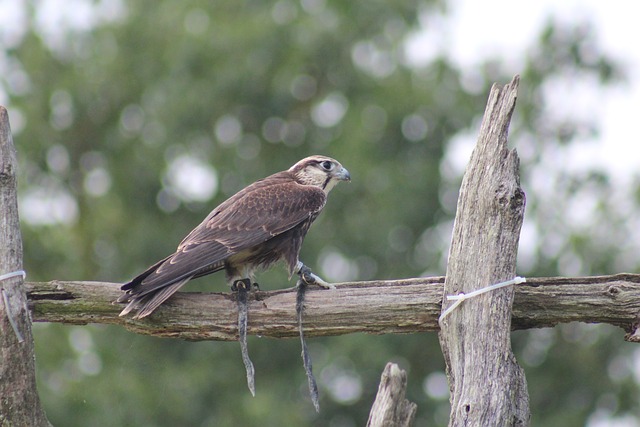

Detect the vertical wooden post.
[
  {"left": 438, "top": 76, "right": 529, "bottom": 426},
  {"left": 0, "top": 106, "right": 51, "bottom": 426}
]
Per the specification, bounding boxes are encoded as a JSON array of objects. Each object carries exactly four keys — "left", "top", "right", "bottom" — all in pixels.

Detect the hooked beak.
[{"left": 336, "top": 167, "right": 351, "bottom": 182}]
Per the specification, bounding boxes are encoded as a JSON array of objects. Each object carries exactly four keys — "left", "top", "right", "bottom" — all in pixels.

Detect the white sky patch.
[
  {"left": 31, "top": 0, "right": 126, "bottom": 52},
  {"left": 215, "top": 114, "right": 242, "bottom": 145},
  {"left": 351, "top": 40, "right": 397, "bottom": 79},
  {"left": 165, "top": 155, "right": 218, "bottom": 203},
  {"left": 46, "top": 144, "right": 70, "bottom": 173},
  {"left": 587, "top": 411, "right": 639, "bottom": 427},
  {"left": 311, "top": 92, "right": 349, "bottom": 128},
  {"left": 423, "top": 371, "right": 449, "bottom": 400},
  {"left": 20, "top": 187, "right": 79, "bottom": 226},
  {"left": 409, "top": 0, "right": 640, "bottom": 186},
  {"left": 0, "top": 0, "right": 28, "bottom": 49},
  {"left": 403, "top": 11, "right": 447, "bottom": 68},
  {"left": 446, "top": 2, "right": 545, "bottom": 70},
  {"left": 320, "top": 358, "right": 363, "bottom": 405},
  {"left": 440, "top": 129, "right": 476, "bottom": 179},
  {"left": 319, "top": 247, "right": 358, "bottom": 282},
  {"left": 83, "top": 167, "right": 112, "bottom": 197}
]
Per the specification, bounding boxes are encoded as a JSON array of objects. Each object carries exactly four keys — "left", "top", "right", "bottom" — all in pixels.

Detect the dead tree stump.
[{"left": 438, "top": 76, "right": 530, "bottom": 426}]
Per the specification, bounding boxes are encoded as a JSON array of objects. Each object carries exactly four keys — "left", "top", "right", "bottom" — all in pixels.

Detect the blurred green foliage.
[{"left": 2, "top": 1, "right": 639, "bottom": 426}]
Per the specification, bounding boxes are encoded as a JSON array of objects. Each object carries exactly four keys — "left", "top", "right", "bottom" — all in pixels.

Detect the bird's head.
[{"left": 289, "top": 155, "right": 351, "bottom": 193}]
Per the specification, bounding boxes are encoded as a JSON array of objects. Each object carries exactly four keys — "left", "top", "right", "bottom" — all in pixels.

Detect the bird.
[{"left": 117, "top": 155, "right": 350, "bottom": 319}]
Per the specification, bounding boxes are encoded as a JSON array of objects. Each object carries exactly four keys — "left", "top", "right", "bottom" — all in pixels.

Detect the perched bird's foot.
[
  {"left": 252, "top": 282, "right": 261, "bottom": 291},
  {"left": 296, "top": 262, "right": 336, "bottom": 290},
  {"left": 231, "top": 278, "right": 253, "bottom": 292}
]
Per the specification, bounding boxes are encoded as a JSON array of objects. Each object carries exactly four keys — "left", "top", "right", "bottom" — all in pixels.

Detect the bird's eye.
[{"left": 320, "top": 160, "right": 333, "bottom": 171}]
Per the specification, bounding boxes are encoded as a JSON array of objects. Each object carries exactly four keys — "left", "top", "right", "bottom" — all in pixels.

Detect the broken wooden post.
[
  {"left": 0, "top": 106, "right": 51, "bottom": 426},
  {"left": 367, "top": 362, "right": 417, "bottom": 427},
  {"left": 438, "top": 76, "right": 530, "bottom": 426}
]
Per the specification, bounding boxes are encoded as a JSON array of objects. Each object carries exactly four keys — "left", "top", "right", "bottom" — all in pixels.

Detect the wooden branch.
[
  {"left": 438, "top": 75, "right": 530, "bottom": 425},
  {"left": 367, "top": 363, "right": 417, "bottom": 427},
  {"left": 0, "top": 106, "right": 51, "bottom": 427},
  {"left": 24, "top": 273, "right": 640, "bottom": 341}
]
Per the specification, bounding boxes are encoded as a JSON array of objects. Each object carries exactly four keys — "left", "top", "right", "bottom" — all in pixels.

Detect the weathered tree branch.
[
  {"left": 438, "top": 75, "right": 529, "bottom": 425},
  {"left": 24, "top": 273, "right": 640, "bottom": 341},
  {"left": 367, "top": 362, "right": 417, "bottom": 427},
  {"left": 0, "top": 106, "right": 51, "bottom": 426}
]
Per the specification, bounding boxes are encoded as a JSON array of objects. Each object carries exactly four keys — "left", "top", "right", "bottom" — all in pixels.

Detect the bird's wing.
[
  {"left": 182, "top": 175, "right": 327, "bottom": 251},
  {"left": 122, "top": 174, "right": 326, "bottom": 297}
]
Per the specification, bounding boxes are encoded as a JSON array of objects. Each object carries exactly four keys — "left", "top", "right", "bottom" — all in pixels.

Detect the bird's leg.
[
  {"left": 295, "top": 261, "right": 336, "bottom": 290},
  {"left": 296, "top": 276, "right": 320, "bottom": 412},
  {"left": 234, "top": 278, "right": 256, "bottom": 397}
]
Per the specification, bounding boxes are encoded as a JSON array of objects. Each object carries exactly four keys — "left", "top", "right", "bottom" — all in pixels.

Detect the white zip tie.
[
  {"left": 0, "top": 270, "right": 26, "bottom": 282},
  {"left": 0, "top": 270, "right": 26, "bottom": 343},
  {"left": 439, "top": 276, "right": 526, "bottom": 324}
]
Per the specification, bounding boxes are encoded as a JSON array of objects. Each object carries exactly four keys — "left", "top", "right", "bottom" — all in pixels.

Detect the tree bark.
[
  {"left": 0, "top": 107, "right": 51, "bottom": 426},
  {"left": 367, "top": 362, "right": 417, "bottom": 427},
  {"left": 438, "top": 76, "right": 530, "bottom": 425},
  {"left": 23, "top": 273, "right": 640, "bottom": 341}
]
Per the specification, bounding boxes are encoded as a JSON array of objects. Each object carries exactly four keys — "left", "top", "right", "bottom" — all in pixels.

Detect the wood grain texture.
[
  {"left": 24, "top": 273, "right": 640, "bottom": 341},
  {"left": 367, "top": 363, "right": 417, "bottom": 427},
  {"left": 0, "top": 106, "right": 51, "bottom": 427},
  {"left": 438, "top": 75, "right": 530, "bottom": 426}
]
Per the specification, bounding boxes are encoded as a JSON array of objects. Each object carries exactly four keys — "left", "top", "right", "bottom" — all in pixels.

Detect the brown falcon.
[{"left": 117, "top": 155, "right": 350, "bottom": 319}]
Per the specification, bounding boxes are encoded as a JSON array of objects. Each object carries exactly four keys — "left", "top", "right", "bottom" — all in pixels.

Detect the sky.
[
  {"left": 436, "top": 0, "right": 640, "bottom": 184},
  {"left": 2, "top": 0, "right": 637, "bottom": 181}
]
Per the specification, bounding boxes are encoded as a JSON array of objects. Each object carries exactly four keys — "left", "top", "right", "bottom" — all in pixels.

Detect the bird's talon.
[
  {"left": 232, "top": 278, "right": 252, "bottom": 292},
  {"left": 302, "top": 272, "right": 314, "bottom": 285},
  {"left": 296, "top": 263, "right": 335, "bottom": 289}
]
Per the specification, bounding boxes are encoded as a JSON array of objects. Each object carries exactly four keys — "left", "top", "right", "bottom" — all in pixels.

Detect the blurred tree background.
[{"left": 2, "top": 0, "right": 639, "bottom": 426}]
